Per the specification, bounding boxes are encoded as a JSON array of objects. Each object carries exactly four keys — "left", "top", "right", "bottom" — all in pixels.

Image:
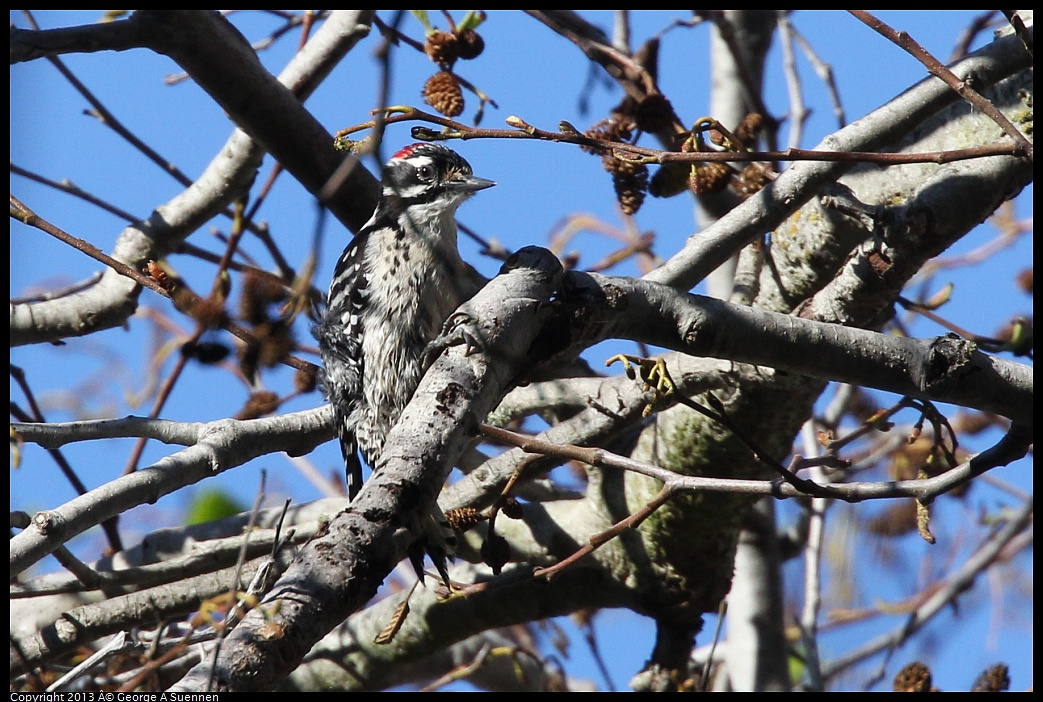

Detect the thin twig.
[
  {"left": 532, "top": 485, "right": 673, "bottom": 581},
  {"left": 337, "top": 106, "right": 1022, "bottom": 166},
  {"left": 478, "top": 420, "right": 1027, "bottom": 505},
  {"left": 11, "top": 195, "right": 317, "bottom": 374},
  {"left": 848, "top": 10, "right": 1032, "bottom": 161},
  {"left": 11, "top": 194, "right": 168, "bottom": 296}
]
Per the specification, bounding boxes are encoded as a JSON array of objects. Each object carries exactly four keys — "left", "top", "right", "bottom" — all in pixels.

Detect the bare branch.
[{"left": 10, "top": 407, "right": 334, "bottom": 578}]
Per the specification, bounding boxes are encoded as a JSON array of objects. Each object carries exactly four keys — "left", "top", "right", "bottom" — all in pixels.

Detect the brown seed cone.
[
  {"left": 423, "top": 71, "right": 465, "bottom": 118},
  {"left": 648, "top": 161, "right": 691, "bottom": 198},
  {"left": 236, "top": 391, "right": 280, "bottom": 420},
  {"left": 735, "top": 162, "right": 774, "bottom": 198},
  {"left": 252, "top": 319, "right": 296, "bottom": 369},
  {"left": 893, "top": 661, "right": 934, "bottom": 693},
  {"left": 582, "top": 115, "right": 636, "bottom": 154},
  {"left": 971, "top": 664, "right": 1010, "bottom": 693},
  {"left": 635, "top": 93, "right": 677, "bottom": 134},
  {"left": 481, "top": 532, "right": 511, "bottom": 572},
  {"left": 424, "top": 30, "right": 460, "bottom": 69},
  {"left": 184, "top": 293, "right": 229, "bottom": 330},
  {"left": 734, "top": 112, "right": 766, "bottom": 148},
  {"left": 445, "top": 506, "right": 487, "bottom": 533},
  {"left": 501, "top": 497, "right": 524, "bottom": 519},
  {"left": 581, "top": 120, "right": 614, "bottom": 154},
  {"left": 1016, "top": 268, "right": 1032, "bottom": 294},
  {"left": 688, "top": 162, "right": 733, "bottom": 195},
  {"left": 294, "top": 365, "right": 318, "bottom": 394},
  {"left": 605, "top": 156, "right": 649, "bottom": 215},
  {"left": 240, "top": 269, "right": 288, "bottom": 325},
  {"left": 864, "top": 500, "right": 917, "bottom": 537}
]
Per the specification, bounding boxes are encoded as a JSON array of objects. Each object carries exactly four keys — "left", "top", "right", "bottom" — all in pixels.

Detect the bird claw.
[{"left": 426, "top": 311, "right": 482, "bottom": 364}]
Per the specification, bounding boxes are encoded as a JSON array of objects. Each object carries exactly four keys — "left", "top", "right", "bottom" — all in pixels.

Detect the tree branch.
[
  {"left": 555, "top": 272, "right": 1033, "bottom": 424},
  {"left": 10, "top": 408, "right": 334, "bottom": 579}
]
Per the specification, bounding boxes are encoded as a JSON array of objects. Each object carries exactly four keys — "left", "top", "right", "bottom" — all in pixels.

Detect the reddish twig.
[
  {"left": 849, "top": 10, "right": 1032, "bottom": 161},
  {"left": 337, "top": 106, "right": 1023, "bottom": 167}
]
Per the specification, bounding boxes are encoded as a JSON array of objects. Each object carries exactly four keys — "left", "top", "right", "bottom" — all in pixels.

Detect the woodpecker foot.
[{"left": 426, "top": 310, "right": 483, "bottom": 363}]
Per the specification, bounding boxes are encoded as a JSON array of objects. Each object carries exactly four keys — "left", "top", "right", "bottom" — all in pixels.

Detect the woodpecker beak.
[{"left": 455, "top": 175, "right": 496, "bottom": 193}]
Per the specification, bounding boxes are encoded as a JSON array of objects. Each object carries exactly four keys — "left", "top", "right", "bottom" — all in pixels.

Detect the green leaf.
[
  {"left": 186, "top": 489, "right": 246, "bottom": 525},
  {"left": 410, "top": 10, "right": 434, "bottom": 33},
  {"left": 458, "top": 10, "right": 487, "bottom": 32}
]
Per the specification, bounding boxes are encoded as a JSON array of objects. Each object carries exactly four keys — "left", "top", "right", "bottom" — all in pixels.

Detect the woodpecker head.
[{"left": 381, "top": 143, "right": 495, "bottom": 216}]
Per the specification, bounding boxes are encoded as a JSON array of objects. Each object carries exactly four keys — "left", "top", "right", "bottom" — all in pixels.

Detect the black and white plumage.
[{"left": 316, "top": 143, "right": 494, "bottom": 581}]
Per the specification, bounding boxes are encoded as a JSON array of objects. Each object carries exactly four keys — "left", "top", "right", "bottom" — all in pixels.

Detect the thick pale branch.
[
  {"left": 10, "top": 408, "right": 334, "bottom": 579},
  {"left": 562, "top": 272, "right": 1033, "bottom": 424},
  {"left": 131, "top": 11, "right": 380, "bottom": 228},
  {"left": 11, "top": 415, "right": 206, "bottom": 449},
  {"left": 10, "top": 551, "right": 296, "bottom": 675},
  {"left": 10, "top": 16, "right": 154, "bottom": 61}
]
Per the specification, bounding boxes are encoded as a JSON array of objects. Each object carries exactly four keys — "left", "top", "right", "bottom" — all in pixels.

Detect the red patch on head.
[{"left": 392, "top": 143, "right": 422, "bottom": 160}]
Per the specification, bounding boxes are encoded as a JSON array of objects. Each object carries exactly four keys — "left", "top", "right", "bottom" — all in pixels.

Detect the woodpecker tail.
[{"left": 340, "top": 436, "right": 364, "bottom": 501}]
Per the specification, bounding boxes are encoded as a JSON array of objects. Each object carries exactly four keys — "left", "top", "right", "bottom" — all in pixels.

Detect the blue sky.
[{"left": 11, "top": 11, "right": 1032, "bottom": 691}]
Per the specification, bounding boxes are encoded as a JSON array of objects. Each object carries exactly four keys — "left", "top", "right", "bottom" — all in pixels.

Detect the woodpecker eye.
[{"left": 415, "top": 164, "right": 435, "bottom": 182}]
